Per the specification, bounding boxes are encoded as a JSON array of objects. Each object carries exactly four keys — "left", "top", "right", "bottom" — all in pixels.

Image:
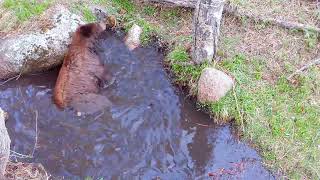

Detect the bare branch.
[{"left": 287, "top": 58, "right": 320, "bottom": 80}]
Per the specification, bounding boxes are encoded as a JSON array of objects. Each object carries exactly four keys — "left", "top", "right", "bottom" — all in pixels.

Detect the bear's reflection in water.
[{"left": 0, "top": 31, "right": 275, "bottom": 179}]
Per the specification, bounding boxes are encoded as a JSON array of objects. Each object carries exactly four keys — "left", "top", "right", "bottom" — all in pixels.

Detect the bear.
[{"left": 53, "top": 17, "right": 116, "bottom": 113}]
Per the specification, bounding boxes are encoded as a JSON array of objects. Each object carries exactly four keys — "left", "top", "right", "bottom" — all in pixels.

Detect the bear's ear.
[{"left": 79, "top": 24, "right": 93, "bottom": 38}]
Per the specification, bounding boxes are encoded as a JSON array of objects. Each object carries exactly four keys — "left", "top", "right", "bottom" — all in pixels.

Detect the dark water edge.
[{"left": 0, "top": 31, "right": 275, "bottom": 180}]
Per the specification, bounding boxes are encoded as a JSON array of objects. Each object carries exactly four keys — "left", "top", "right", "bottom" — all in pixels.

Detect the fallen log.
[
  {"left": 147, "top": 0, "right": 320, "bottom": 33},
  {"left": 148, "top": 0, "right": 197, "bottom": 8}
]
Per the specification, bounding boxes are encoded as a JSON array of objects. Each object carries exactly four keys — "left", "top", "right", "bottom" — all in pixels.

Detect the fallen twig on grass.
[
  {"left": 232, "top": 86, "right": 245, "bottom": 133},
  {"left": 287, "top": 58, "right": 320, "bottom": 80}
]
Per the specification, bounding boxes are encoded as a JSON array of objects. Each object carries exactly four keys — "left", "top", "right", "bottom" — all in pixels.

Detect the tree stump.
[
  {"left": 0, "top": 108, "right": 10, "bottom": 177},
  {"left": 192, "top": 0, "right": 225, "bottom": 64}
]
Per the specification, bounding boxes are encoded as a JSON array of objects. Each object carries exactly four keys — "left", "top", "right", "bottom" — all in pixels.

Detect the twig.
[
  {"left": 173, "top": 61, "right": 195, "bottom": 66},
  {"left": 94, "top": 110, "right": 105, "bottom": 120},
  {"left": 9, "top": 151, "right": 32, "bottom": 159},
  {"left": 232, "top": 86, "right": 245, "bottom": 132},
  {"left": 31, "top": 110, "right": 39, "bottom": 157},
  {"left": 0, "top": 75, "right": 20, "bottom": 86},
  {"left": 287, "top": 58, "right": 320, "bottom": 80},
  {"left": 195, "top": 122, "right": 210, "bottom": 127}
]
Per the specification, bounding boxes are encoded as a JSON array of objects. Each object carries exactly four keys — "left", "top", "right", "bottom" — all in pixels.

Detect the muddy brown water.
[{"left": 0, "top": 31, "right": 275, "bottom": 179}]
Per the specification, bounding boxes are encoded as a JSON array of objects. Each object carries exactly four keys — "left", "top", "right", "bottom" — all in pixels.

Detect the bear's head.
[{"left": 78, "top": 16, "right": 116, "bottom": 38}]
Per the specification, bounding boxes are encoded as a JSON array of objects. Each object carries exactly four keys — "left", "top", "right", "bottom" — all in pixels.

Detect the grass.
[
  {"left": 73, "top": 4, "right": 96, "bottom": 23},
  {"left": 2, "top": 0, "right": 50, "bottom": 21},
  {"left": 216, "top": 55, "right": 320, "bottom": 179},
  {"left": 146, "top": 1, "right": 320, "bottom": 178},
  {"left": 168, "top": 47, "right": 320, "bottom": 178}
]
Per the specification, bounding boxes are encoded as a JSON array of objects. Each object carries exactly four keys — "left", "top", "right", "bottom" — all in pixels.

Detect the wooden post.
[
  {"left": 0, "top": 108, "right": 10, "bottom": 177},
  {"left": 192, "top": 0, "right": 225, "bottom": 64}
]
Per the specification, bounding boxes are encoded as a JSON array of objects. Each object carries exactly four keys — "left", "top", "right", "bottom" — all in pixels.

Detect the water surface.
[{"left": 0, "top": 31, "right": 274, "bottom": 179}]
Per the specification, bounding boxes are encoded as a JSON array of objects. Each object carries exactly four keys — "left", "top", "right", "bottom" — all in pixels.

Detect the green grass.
[
  {"left": 304, "top": 30, "right": 318, "bottom": 49},
  {"left": 233, "top": 57, "right": 318, "bottom": 178},
  {"left": 111, "top": 0, "right": 135, "bottom": 14},
  {"left": 167, "top": 47, "right": 210, "bottom": 95},
  {"left": 143, "top": 5, "right": 157, "bottom": 16},
  {"left": 167, "top": 50, "right": 320, "bottom": 178},
  {"left": 3, "top": 0, "right": 50, "bottom": 21},
  {"left": 109, "top": 0, "right": 159, "bottom": 45},
  {"left": 73, "top": 4, "right": 96, "bottom": 23}
]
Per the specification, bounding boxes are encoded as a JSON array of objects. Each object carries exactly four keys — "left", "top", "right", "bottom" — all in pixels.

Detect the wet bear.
[{"left": 53, "top": 19, "right": 115, "bottom": 113}]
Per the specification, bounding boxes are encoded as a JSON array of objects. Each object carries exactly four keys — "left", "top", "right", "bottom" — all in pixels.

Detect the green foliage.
[
  {"left": 168, "top": 46, "right": 209, "bottom": 87},
  {"left": 3, "top": 0, "right": 50, "bottom": 21},
  {"left": 304, "top": 30, "right": 318, "bottom": 49},
  {"left": 77, "top": 5, "right": 96, "bottom": 23},
  {"left": 159, "top": 8, "right": 180, "bottom": 27},
  {"left": 143, "top": 5, "right": 157, "bottom": 16},
  {"left": 209, "top": 54, "right": 320, "bottom": 178},
  {"left": 111, "top": 0, "right": 135, "bottom": 14}
]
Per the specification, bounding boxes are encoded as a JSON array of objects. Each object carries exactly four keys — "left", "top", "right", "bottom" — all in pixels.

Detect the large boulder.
[
  {"left": 0, "top": 108, "right": 10, "bottom": 177},
  {"left": 197, "top": 67, "right": 234, "bottom": 103},
  {"left": 0, "top": 5, "right": 84, "bottom": 79}
]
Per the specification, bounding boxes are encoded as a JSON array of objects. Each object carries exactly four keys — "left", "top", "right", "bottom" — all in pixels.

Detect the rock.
[
  {"left": 125, "top": 24, "right": 142, "bottom": 50},
  {"left": 0, "top": 108, "right": 10, "bottom": 176},
  {"left": 88, "top": 4, "right": 109, "bottom": 22},
  {"left": 197, "top": 67, "right": 234, "bottom": 103},
  {"left": 0, "top": 5, "right": 84, "bottom": 79}
]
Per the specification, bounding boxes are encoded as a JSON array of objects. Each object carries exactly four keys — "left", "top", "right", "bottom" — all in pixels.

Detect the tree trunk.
[
  {"left": 192, "top": 0, "right": 225, "bottom": 64},
  {"left": 146, "top": 0, "right": 225, "bottom": 64},
  {"left": 0, "top": 108, "right": 10, "bottom": 177}
]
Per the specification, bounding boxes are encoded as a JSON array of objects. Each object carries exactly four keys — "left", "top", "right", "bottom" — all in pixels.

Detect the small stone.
[
  {"left": 125, "top": 24, "right": 142, "bottom": 50},
  {"left": 197, "top": 67, "right": 234, "bottom": 103}
]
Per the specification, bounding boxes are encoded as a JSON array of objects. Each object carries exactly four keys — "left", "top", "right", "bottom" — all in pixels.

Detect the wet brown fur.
[{"left": 53, "top": 23, "right": 106, "bottom": 109}]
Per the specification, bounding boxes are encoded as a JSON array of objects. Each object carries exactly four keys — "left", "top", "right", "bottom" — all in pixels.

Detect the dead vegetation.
[{"left": 5, "top": 162, "right": 49, "bottom": 180}]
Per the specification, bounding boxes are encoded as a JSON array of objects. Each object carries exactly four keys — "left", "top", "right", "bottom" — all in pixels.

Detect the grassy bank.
[{"left": 2, "top": 0, "right": 319, "bottom": 179}]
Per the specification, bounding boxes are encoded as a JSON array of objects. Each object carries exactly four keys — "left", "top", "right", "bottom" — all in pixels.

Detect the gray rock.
[
  {"left": 0, "top": 108, "right": 10, "bottom": 176},
  {"left": 125, "top": 24, "right": 142, "bottom": 50},
  {"left": 0, "top": 5, "right": 84, "bottom": 79},
  {"left": 197, "top": 67, "right": 234, "bottom": 103}
]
